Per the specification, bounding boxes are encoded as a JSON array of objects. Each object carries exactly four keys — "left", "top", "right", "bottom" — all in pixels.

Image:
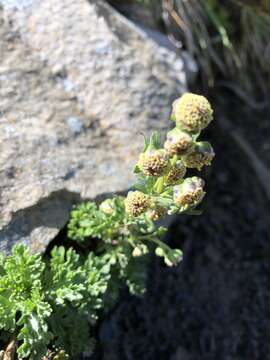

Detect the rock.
[{"left": 0, "top": 0, "right": 186, "bottom": 253}]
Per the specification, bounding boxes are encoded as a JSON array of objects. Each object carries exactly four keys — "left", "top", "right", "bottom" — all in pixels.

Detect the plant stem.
[{"left": 137, "top": 234, "right": 172, "bottom": 252}]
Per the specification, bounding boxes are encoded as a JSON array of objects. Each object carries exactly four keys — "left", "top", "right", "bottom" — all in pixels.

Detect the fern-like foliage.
[
  {"left": 0, "top": 245, "right": 52, "bottom": 359},
  {"left": 0, "top": 246, "right": 112, "bottom": 359},
  {"left": 0, "top": 243, "right": 148, "bottom": 359}
]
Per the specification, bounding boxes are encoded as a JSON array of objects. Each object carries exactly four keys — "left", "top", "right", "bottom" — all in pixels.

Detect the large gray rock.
[{"left": 0, "top": 0, "right": 186, "bottom": 252}]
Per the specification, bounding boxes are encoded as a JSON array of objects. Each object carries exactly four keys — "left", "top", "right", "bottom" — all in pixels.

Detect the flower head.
[
  {"left": 173, "top": 177, "right": 205, "bottom": 209},
  {"left": 132, "top": 244, "right": 148, "bottom": 257},
  {"left": 99, "top": 199, "right": 114, "bottom": 215},
  {"left": 164, "top": 128, "right": 194, "bottom": 156},
  {"left": 125, "top": 191, "right": 151, "bottom": 217},
  {"left": 166, "top": 160, "right": 186, "bottom": 185},
  {"left": 138, "top": 150, "right": 169, "bottom": 177},
  {"left": 147, "top": 205, "right": 167, "bottom": 221},
  {"left": 172, "top": 93, "right": 213, "bottom": 134},
  {"left": 183, "top": 142, "right": 215, "bottom": 170}
]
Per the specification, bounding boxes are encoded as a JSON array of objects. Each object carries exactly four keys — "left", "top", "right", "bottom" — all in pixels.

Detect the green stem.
[{"left": 136, "top": 234, "right": 172, "bottom": 253}]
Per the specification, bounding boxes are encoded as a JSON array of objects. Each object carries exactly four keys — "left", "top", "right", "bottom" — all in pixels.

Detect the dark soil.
[
  {"left": 213, "top": 93, "right": 270, "bottom": 168},
  {"left": 90, "top": 103, "right": 270, "bottom": 360}
]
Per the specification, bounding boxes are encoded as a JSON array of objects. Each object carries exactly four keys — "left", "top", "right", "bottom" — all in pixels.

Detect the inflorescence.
[{"left": 126, "top": 92, "right": 214, "bottom": 217}]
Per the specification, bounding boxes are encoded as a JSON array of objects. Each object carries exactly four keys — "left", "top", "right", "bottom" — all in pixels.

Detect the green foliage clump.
[
  {"left": 0, "top": 245, "right": 111, "bottom": 359},
  {"left": 0, "top": 245, "right": 52, "bottom": 359},
  {"left": 0, "top": 93, "right": 214, "bottom": 359}
]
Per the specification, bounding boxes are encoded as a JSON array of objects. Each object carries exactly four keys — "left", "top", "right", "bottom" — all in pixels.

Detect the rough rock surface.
[{"left": 0, "top": 0, "right": 186, "bottom": 252}]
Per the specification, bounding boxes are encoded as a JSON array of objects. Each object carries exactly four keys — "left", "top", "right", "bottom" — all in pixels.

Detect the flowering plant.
[{"left": 0, "top": 93, "right": 214, "bottom": 359}]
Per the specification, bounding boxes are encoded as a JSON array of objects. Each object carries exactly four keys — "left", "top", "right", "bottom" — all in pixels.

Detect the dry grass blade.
[{"left": 162, "top": 0, "right": 270, "bottom": 108}]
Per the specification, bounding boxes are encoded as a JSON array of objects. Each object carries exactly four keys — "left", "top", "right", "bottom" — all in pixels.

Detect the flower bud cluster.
[
  {"left": 147, "top": 205, "right": 167, "bottom": 221},
  {"left": 172, "top": 93, "right": 213, "bottom": 133},
  {"left": 164, "top": 128, "right": 194, "bottom": 156},
  {"left": 173, "top": 177, "right": 205, "bottom": 210},
  {"left": 166, "top": 160, "right": 186, "bottom": 185},
  {"left": 126, "top": 92, "right": 214, "bottom": 218},
  {"left": 138, "top": 150, "right": 169, "bottom": 177},
  {"left": 125, "top": 191, "right": 151, "bottom": 217},
  {"left": 99, "top": 198, "right": 115, "bottom": 215},
  {"left": 183, "top": 142, "right": 215, "bottom": 171}
]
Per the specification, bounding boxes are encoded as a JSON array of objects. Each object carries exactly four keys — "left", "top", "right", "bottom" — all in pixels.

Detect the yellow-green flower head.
[
  {"left": 166, "top": 160, "right": 186, "bottom": 185},
  {"left": 125, "top": 191, "right": 151, "bottom": 217},
  {"left": 173, "top": 93, "right": 213, "bottom": 133},
  {"left": 183, "top": 142, "right": 215, "bottom": 171},
  {"left": 138, "top": 150, "right": 169, "bottom": 177},
  {"left": 164, "top": 128, "right": 194, "bottom": 156},
  {"left": 99, "top": 199, "right": 114, "bottom": 215},
  {"left": 173, "top": 177, "right": 205, "bottom": 208},
  {"left": 147, "top": 205, "right": 167, "bottom": 221},
  {"left": 132, "top": 244, "right": 148, "bottom": 257}
]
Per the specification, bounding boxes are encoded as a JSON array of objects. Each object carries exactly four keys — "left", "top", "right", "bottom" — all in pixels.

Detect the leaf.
[
  {"left": 148, "top": 132, "right": 161, "bottom": 150},
  {"left": 133, "top": 165, "right": 141, "bottom": 174}
]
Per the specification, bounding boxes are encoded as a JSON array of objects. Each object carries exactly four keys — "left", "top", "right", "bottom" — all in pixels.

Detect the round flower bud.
[
  {"left": 164, "top": 128, "right": 194, "bottom": 156},
  {"left": 125, "top": 191, "right": 151, "bottom": 217},
  {"left": 173, "top": 93, "right": 213, "bottom": 133},
  {"left": 173, "top": 177, "right": 205, "bottom": 208},
  {"left": 132, "top": 247, "right": 143, "bottom": 257},
  {"left": 166, "top": 160, "right": 186, "bottom": 185},
  {"left": 183, "top": 142, "right": 215, "bottom": 171},
  {"left": 147, "top": 205, "right": 167, "bottom": 221},
  {"left": 132, "top": 244, "right": 148, "bottom": 257},
  {"left": 155, "top": 247, "right": 165, "bottom": 257},
  {"left": 99, "top": 199, "right": 114, "bottom": 215},
  {"left": 138, "top": 150, "right": 169, "bottom": 177}
]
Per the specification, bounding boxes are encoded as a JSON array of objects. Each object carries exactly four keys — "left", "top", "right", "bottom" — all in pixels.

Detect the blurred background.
[{"left": 0, "top": 0, "right": 270, "bottom": 359}]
